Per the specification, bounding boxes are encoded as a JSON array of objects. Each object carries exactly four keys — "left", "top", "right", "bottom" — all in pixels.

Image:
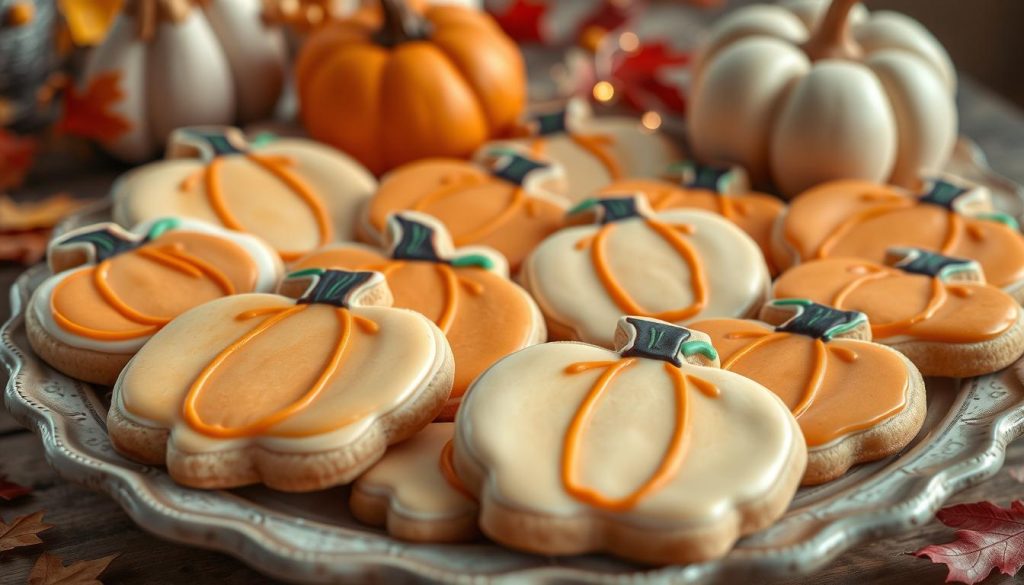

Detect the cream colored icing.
[
  {"left": 485, "top": 119, "right": 681, "bottom": 203},
  {"left": 522, "top": 209, "right": 769, "bottom": 347},
  {"left": 112, "top": 132, "right": 377, "bottom": 251},
  {"left": 31, "top": 217, "right": 282, "bottom": 353},
  {"left": 454, "top": 340, "right": 802, "bottom": 523},
  {"left": 353, "top": 422, "right": 476, "bottom": 522},
  {"left": 113, "top": 292, "right": 449, "bottom": 455}
]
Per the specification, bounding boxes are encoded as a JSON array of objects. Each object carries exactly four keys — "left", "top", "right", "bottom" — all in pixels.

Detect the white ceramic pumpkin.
[
  {"left": 689, "top": 0, "right": 957, "bottom": 198},
  {"left": 80, "top": 0, "right": 287, "bottom": 163}
]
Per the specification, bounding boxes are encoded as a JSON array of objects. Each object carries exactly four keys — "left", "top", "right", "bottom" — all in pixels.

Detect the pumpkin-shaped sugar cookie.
[
  {"left": 520, "top": 194, "right": 770, "bottom": 347},
  {"left": 482, "top": 99, "right": 681, "bottom": 202},
  {"left": 294, "top": 212, "right": 545, "bottom": 419},
  {"left": 112, "top": 126, "right": 377, "bottom": 261},
  {"left": 773, "top": 248, "right": 1024, "bottom": 378},
  {"left": 452, "top": 316, "right": 805, "bottom": 564},
  {"left": 27, "top": 218, "right": 281, "bottom": 385},
  {"left": 691, "top": 299, "right": 926, "bottom": 485},
  {"left": 774, "top": 177, "right": 1024, "bottom": 297},
  {"left": 107, "top": 269, "right": 454, "bottom": 491},
  {"left": 351, "top": 422, "right": 479, "bottom": 543},
  {"left": 360, "top": 147, "right": 568, "bottom": 271},
  {"left": 599, "top": 162, "right": 785, "bottom": 274}
]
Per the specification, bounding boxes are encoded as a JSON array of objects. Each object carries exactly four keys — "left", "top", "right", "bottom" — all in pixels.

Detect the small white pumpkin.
[
  {"left": 689, "top": 0, "right": 957, "bottom": 198},
  {"left": 80, "top": 0, "right": 287, "bottom": 163}
]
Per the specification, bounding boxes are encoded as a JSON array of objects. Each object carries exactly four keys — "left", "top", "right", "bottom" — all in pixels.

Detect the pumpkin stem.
[
  {"left": 123, "top": 0, "right": 193, "bottom": 41},
  {"left": 374, "top": 0, "right": 430, "bottom": 47},
  {"left": 803, "top": 0, "right": 863, "bottom": 61}
]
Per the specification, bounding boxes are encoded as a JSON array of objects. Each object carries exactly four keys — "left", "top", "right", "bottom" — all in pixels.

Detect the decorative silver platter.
[{"left": 4, "top": 137, "right": 1024, "bottom": 583}]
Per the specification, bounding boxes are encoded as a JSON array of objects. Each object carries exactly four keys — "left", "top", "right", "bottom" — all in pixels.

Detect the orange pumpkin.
[
  {"left": 599, "top": 162, "right": 784, "bottom": 274},
  {"left": 359, "top": 147, "right": 568, "bottom": 271},
  {"left": 775, "top": 177, "right": 1024, "bottom": 297},
  {"left": 295, "top": 0, "right": 526, "bottom": 175},
  {"left": 294, "top": 212, "right": 545, "bottom": 419}
]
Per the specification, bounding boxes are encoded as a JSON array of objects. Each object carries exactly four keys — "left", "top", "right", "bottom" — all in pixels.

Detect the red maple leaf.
[
  {"left": 58, "top": 72, "right": 133, "bottom": 143},
  {"left": 491, "top": 0, "right": 547, "bottom": 43},
  {"left": 610, "top": 41, "right": 692, "bottom": 114},
  {"left": 0, "top": 129, "right": 38, "bottom": 190},
  {"left": 0, "top": 476, "right": 32, "bottom": 501},
  {"left": 913, "top": 500, "right": 1024, "bottom": 584}
]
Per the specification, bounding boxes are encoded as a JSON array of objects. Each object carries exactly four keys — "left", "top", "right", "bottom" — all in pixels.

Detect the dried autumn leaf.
[
  {"left": 29, "top": 552, "right": 118, "bottom": 585},
  {"left": 0, "top": 511, "right": 53, "bottom": 552},
  {"left": 913, "top": 500, "right": 1024, "bottom": 584},
  {"left": 0, "top": 229, "right": 51, "bottom": 264},
  {"left": 0, "top": 476, "right": 32, "bottom": 501},
  {"left": 0, "top": 128, "right": 38, "bottom": 190},
  {"left": 59, "top": 71, "right": 133, "bottom": 142}
]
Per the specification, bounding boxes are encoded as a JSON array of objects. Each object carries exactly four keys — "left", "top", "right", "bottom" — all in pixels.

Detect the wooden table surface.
[{"left": 3, "top": 80, "right": 1024, "bottom": 584}]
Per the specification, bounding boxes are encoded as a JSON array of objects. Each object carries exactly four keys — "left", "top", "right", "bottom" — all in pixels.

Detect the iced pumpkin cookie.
[
  {"left": 293, "top": 212, "right": 545, "bottom": 419},
  {"left": 520, "top": 194, "right": 770, "bottom": 347},
  {"left": 27, "top": 218, "right": 281, "bottom": 385},
  {"left": 774, "top": 177, "right": 1024, "bottom": 298},
  {"left": 359, "top": 147, "right": 568, "bottom": 271},
  {"left": 452, "top": 316, "right": 806, "bottom": 564},
  {"left": 483, "top": 99, "right": 681, "bottom": 202},
  {"left": 599, "top": 162, "right": 785, "bottom": 273},
  {"left": 691, "top": 300, "right": 926, "bottom": 485},
  {"left": 350, "top": 422, "right": 479, "bottom": 543},
  {"left": 772, "top": 248, "right": 1024, "bottom": 378},
  {"left": 108, "top": 269, "right": 454, "bottom": 491},
  {"left": 112, "top": 126, "right": 377, "bottom": 261}
]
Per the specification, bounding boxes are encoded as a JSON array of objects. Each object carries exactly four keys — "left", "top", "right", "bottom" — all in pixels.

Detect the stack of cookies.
[{"left": 18, "top": 0, "right": 1024, "bottom": 569}]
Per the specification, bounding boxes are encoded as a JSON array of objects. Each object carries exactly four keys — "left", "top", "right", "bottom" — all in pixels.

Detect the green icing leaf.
[
  {"left": 681, "top": 340, "right": 717, "bottom": 361},
  {"left": 287, "top": 267, "right": 326, "bottom": 279},
  {"left": 146, "top": 218, "right": 181, "bottom": 240},
  {"left": 249, "top": 132, "right": 278, "bottom": 149},
  {"left": 976, "top": 211, "right": 1021, "bottom": 231},
  {"left": 450, "top": 254, "right": 496, "bottom": 270},
  {"left": 567, "top": 198, "right": 599, "bottom": 215}
]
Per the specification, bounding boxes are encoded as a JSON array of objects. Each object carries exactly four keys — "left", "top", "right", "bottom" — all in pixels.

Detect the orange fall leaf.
[{"left": 59, "top": 72, "right": 133, "bottom": 143}]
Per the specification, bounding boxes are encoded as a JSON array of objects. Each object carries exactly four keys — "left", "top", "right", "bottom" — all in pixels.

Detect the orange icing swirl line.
[
  {"left": 183, "top": 306, "right": 357, "bottom": 438},
  {"left": 92, "top": 259, "right": 172, "bottom": 327},
  {"left": 160, "top": 246, "right": 236, "bottom": 296},
  {"left": 941, "top": 211, "right": 962, "bottom": 253},
  {"left": 790, "top": 339, "right": 828, "bottom": 419},
  {"left": 195, "top": 155, "right": 333, "bottom": 262},
  {"left": 134, "top": 245, "right": 203, "bottom": 278},
  {"left": 439, "top": 439, "right": 477, "bottom": 501},
  {"left": 236, "top": 306, "right": 290, "bottom": 320},
  {"left": 410, "top": 176, "right": 522, "bottom": 246},
  {"left": 561, "top": 358, "right": 713, "bottom": 511},
  {"left": 814, "top": 200, "right": 914, "bottom": 259},
  {"left": 721, "top": 333, "right": 829, "bottom": 420},
  {"left": 831, "top": 269, "right": 948, "bottom": 339},
  {"left": 590, "top": 220, "right": 707, "bottom": 322},
  {"left": 50, "top": 271, "right": 159, "bottom": 340},
  {"left": 433, "top": 264, "right": 460, "bottom": 334},
  {"left": 829, "top": 345, "right": 858, "bottom": 363}
]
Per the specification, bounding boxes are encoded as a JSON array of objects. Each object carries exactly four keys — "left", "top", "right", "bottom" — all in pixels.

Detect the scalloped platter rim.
[{"left": 4, "top": 137, "right": 1024, "bottom": 583}]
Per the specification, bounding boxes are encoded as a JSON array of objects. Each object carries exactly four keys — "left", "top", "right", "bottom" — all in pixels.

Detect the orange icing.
[
  {"left": 692, "top": 319, "right": 910, "bottom": 447},
  {"left": 599, "top": 179, "right": 783, "bottom": 274},
  {"left": 561, "top": 359, "right": 718, "bottom": 510},
  {"left": 183, "top": 304, "right": 379, "bottom": 438},
  {"left": 366, "top": 160, "right": 565, "bottom": 270},
  {"left": 181, "top": 154, "right": 333, "bottom": 261},
  {"left": 439, "top": 439, "right": 477, "bottom": 501},
  {"left": 772, "top": 258, "right": 1018, "bottom": 343},
  {"left": 579, "top": 219, "right": 707, "bottom": 322},
  {"left": 782, "top": 181, "right": 1024, "bottom": 288},
  {"left": 529, "top": 133, "right": 623, "bottom": 180},
  {"left": 50, "top": 232, "right": 257, "bottom": 341},
  {"left": 292, "top": 247, "right": 535, "bottom": 407}
]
